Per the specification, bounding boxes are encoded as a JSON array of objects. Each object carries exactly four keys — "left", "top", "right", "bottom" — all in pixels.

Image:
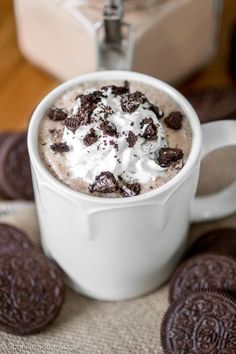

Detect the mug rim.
[{"left": 28, "top": 70, "right": 202, "bottom": 204}]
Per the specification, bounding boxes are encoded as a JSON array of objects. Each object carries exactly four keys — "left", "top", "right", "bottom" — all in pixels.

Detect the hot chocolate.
[{"left": 38, "top": 80, "right": 192, "bottom": 197}]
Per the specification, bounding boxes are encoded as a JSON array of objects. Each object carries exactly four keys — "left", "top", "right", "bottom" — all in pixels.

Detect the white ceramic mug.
[{"left": 28, "top": 71, "right": 236, "bottom": 301}]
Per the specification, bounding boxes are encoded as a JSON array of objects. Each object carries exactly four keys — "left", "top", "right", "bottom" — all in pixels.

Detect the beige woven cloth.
[{"left": 0, "top": 147, "right": 235, "bottom": 354}]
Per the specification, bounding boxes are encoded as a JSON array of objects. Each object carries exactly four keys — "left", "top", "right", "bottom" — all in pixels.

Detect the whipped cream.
[{"left": 62, "top": 86, "right": 167, "bottom": 184}]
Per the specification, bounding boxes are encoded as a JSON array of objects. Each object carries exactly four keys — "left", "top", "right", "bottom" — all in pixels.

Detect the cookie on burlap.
[
  {"left": 185, "top": 228, "right": 236, "bottom": 259},
  {"left": 0, "top": 249, "right": 65, "bottom": 335},
  {"left": 169, "top": 253, "right": 236, "bottom": 303},
  {"left": 161, "top": 290, "right": 236, "bottom": 354},
  {"left": 0, "top": 223, "right": 33, "bottom": 254},
  {"left": 0, "top": 131, "right": 34, "bottom": 200}
]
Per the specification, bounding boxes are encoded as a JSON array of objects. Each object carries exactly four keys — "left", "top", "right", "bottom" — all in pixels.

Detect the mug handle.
[{"left": 191, "top": 120, "right": 236, "bottom": 223}]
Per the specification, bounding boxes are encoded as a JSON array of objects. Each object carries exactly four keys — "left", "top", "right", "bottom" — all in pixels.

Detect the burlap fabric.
[{"left": 0, "top": 147, "right": 235, "bottom": 354}]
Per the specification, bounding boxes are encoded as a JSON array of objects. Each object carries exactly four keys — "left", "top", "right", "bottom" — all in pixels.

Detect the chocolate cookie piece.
[
  {"left": 0, "top": 223, "right": 33, "bottom": 254},
  {"left": 161, "top": 290, "right": 236, "bottom": 354},
  {"left": 140, "top": 117, "right": 153, "bottom": 129},
  {"left": 109, "top": 140, "right": 119, "bottom": 151},
  {"left": 46, "top": 107, "right": 68, "bottom": 121},
  {"left": 99, "top": 121, "right": 117, "bottom": 137},
  {"left": 76, "top": 91, "right": 102, "bottom": 125},
  {"left": 97, "top": 104, "right": 114, "bottom": 119},
  {"left": 141, "top": 121, "right": 157, "bottom": 141},
  {"left": 78, "top": 91, "right": 102, "bottom": 106},
  {"left": 169, "top": 254, "right": 236, "bottom": 303},
  {"left": 158, "top": 148, "right": 183, "bottom": 167},
  {"left": 50, "top": 142, "right": 70, "bottom": 153},
  {"left": 140, "top": 117, "right": 158, "bottom": 140},
  {"left": 0, "top": 250, "right": 65, "bottom": 335},
  {"left": 65, "top": 114, "right": 81, "bottom": 133},
  {"left": 186, "top": 88, "right": 236, "bottom": 123},
  {"left": 185, "top": 228, "right": 236, "bottom": 259},
  {"left": 164, "top": 111, "right": 183, "bottom": 130},
  {"left": 83, "top": 128, "right": 98, "bottom": 146},
  {"left": 101, "top": 84, "right": 129, "bottom": 96},
  {"left": 0, "top": 132, "right": 34, "bottom": 200},
  {"left": 89, "top": 172, "right": 119, "bottom": 193},
  {"left": 121, "top": 91, "right": 147, "bottom": 113},
  {"left": 120, "top": 182, "right": 141, "bottom": 197},
  {"left": 126, "top": 131, "right": 137, "bottom": 147}
]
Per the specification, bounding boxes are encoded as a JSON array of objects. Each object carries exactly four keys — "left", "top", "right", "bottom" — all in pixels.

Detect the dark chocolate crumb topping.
[
  {"left": 121, "top": 91, "right": 147, "bottom": 113},
  {"left": 109, "top": 140, "right": 119, "bottom": 151},
  {"left": 101, "top": 84, "right": 129, "bottom": 96},
  {"left": 126, "top": 131, "right": 137, "bottom": 147},
  {"left": 120, "top": 182, "right": 141, "bottom": 197},
  {"left": 164, "top": 111, "right": 183, "bottom": 130},
  {"left": 99, "top": 104, "right": 114, "bottom": 119},
  {"left": 65, "top": 115, "right": 80, "bottom": 133},
  {"left": 81, "top": 90, "right": 101, "bottom": 106},
  {"left": 100, "top": 121, "right": 117, "bottom": 137},
  {"left": 76, "top": 108, "right": 92, "bottom": 126},
  {"left": 74, "top": 91, "right": 103, "bottom": 126},
  {"left": 158, "top": 147, "right": 183, "bottom": 167},
  {"left": 132, "top": 91, "right": 147, "bottom": 104},
  {"left": 76, "top": 90, "right": 102, "bottom": 104},
  {"left": 47, "top": 107, "right": 68, "bottom": 121},
  {"left": 140, "top": 117, "right": 154, "bottom": 129},
  {"left": 83, "top": 128, "right": 98, "bottom": 146},
  {"left": 50, "top": 142, "right": 70, "bottom": 153},
  {"left": 89, "top": 172, "right": 119, "bottom": 193},
  {"left": 140, "top": 118, "right": 157, "bottom": 140}
]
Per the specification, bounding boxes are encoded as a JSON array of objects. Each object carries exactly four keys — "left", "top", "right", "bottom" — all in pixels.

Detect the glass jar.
[{"left": 14, "top": 0, "right": 222, "bottom": 83}]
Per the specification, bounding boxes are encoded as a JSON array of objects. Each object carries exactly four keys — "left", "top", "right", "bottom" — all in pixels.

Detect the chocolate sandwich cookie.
[
  {"left": 0, "top": 131, "right": 34, "bottom": 200},
  {"left": 185, "top": 228, "right": 236, "bottom": 259},
  {"left": 0, "top": 249, "right": 65, "bottom": 335},
  {"left": 0, "top": 132, "right": 12, "bottom": 148},
  {"left": 0, "top": 132, "right": 13, "bottom": 197},
  {"left": 229, "top": 23, "right": 236, "bottom": 81},
  {"left": 0, "top": 223, "right": 33, "bottom": 254},
  {"left": 161, "top": 290, "right": 236, "bottom": 354},
  {"left": 169, "top": 253, "right": 236, "bottom": 303},
  {"left": 186, "top": 88, "right": 236, "bottom": 123}
]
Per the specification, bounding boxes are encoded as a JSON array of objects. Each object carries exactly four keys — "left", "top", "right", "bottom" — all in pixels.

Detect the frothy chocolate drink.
[{"left": 39, "top": 81, "right": 192, "bottom": 197}]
